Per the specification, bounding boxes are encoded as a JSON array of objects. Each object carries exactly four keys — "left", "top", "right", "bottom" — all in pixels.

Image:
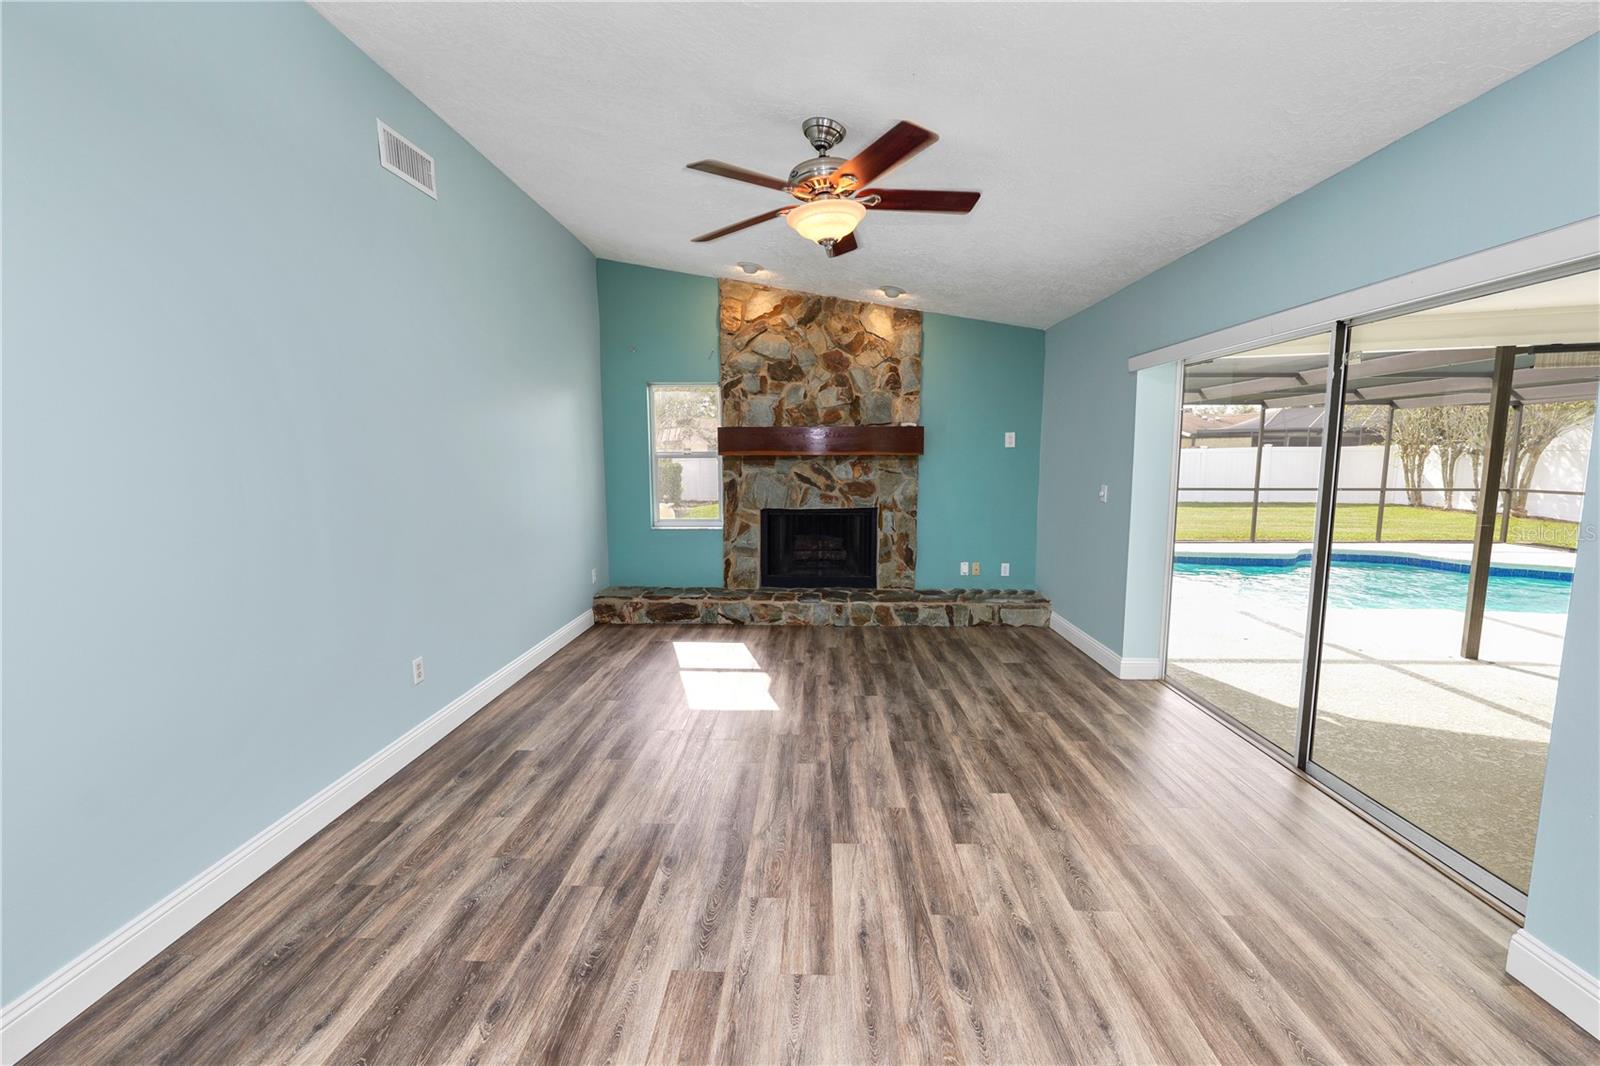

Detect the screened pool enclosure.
[{"left": 1164, "top": 267, "right": 1598, "bottom": 910}]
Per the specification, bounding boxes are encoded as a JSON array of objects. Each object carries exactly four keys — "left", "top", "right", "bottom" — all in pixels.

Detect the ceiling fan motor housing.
[
  {"left": 788, "top": 156, "right": 851, "bottom": 198},
  {"left": 790, "top": 117, "right": 859, "bottom": 198}
]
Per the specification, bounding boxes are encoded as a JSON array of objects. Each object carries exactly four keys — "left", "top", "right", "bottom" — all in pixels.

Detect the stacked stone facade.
[{"left": 718, "top": 280, "right": 921, "bottom": 588}]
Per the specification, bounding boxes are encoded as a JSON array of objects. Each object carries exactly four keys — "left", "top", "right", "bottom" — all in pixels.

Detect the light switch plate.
[
  {"left": 960, "top": 561, "right": 970, "bottom": 576},
  {"left": 1001, "top": 562, "right": 1011, "bottom": 577},
  {"left": 1004, "top": 431, "right": 1016, "bottom": 448}
]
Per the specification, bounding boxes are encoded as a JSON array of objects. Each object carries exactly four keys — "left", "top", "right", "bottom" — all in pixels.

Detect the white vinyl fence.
[
  {"left": 679, "top": 459, "right": 721, "bottom": 503},
  {"left": 1179, "top": 421, "right": 1591, "bottom": 522}
]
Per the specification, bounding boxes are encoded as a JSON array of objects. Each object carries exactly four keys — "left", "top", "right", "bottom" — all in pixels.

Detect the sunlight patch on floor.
[
  {"left": 672, "top": 640, "right": 777, "bottom": 710},
  {"left": 673, "top": 640, "right": 762, "bottom": 670}
]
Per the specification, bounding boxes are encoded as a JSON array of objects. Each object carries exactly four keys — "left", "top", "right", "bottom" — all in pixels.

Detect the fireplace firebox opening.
[{"left": 759, "top": 507, "right": 877, "bottom": 588}]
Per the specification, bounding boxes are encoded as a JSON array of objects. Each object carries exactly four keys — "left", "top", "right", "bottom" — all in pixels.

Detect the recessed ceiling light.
[
  {"left": 735, "top": 261, "right": 763, "bottom": 275},
  {"left": 880, "top": 285, "right": 907, "bottom": 299}
]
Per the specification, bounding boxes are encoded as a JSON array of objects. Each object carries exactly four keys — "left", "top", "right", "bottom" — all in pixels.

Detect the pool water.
[{"left": 1173, "top": 558, "right": 1573, "bottom": 613}]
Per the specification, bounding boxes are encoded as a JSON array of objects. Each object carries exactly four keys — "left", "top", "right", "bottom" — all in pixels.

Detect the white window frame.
[{"left": 648, "top": 382, "right": 722, "bottom": 530}]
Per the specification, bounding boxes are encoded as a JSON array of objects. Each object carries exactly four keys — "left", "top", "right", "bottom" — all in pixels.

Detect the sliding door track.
[{"left": 1160, "top": 677, "right": 1526, "bottom": 924}]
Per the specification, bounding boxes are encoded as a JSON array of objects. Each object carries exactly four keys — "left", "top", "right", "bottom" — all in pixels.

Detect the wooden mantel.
[{"left": 718, "top": 425, "right": 924, "bottom": 457}]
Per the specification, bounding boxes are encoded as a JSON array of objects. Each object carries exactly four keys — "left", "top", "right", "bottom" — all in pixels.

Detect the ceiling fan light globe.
[{"left": 785, "top": 198, "right": 866, "bottom": 245}]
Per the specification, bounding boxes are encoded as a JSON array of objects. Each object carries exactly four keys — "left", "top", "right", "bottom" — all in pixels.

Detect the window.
[{"left": 649, "top": 383, "right": 722, "bottom": 529}]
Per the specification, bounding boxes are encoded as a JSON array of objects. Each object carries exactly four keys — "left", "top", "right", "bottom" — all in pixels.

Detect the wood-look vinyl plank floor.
[{"left": 23, "top": 625, "right": 1597, "bottom": 1064}]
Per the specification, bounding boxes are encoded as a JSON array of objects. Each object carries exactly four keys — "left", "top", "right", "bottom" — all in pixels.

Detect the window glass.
[
  {"left": 1168, "top": 332, "right": 1333, "bottom": 753},
  {"left": 1311, "top": 270, "right": 1598, "bottom": 897},
  {"left": 650, "top": 385, "right": 722, "bottom": 528}
]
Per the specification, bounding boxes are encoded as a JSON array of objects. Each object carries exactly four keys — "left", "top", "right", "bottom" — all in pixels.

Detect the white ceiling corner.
[{"left": 311, "top": 2, "right": 1597, "bottom": 329}]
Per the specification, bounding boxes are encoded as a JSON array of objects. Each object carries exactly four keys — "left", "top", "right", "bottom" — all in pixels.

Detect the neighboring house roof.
[
  {"left": 659, "top": 424, "right": 718, "bottom": 452},
  {"left": 1182, "top": 410, "right": 1258, "bottom": 437}
]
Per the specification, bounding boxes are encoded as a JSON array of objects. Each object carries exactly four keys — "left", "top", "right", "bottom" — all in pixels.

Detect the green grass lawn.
[
  {"left": 1176, "top": 502, "right": 1580, "bottom": 550},
  {"left": 656, "top": 501, "right": 720, "bottom": 521}
]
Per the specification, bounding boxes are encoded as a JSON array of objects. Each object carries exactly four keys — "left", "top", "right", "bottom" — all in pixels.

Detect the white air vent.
[{"left": 376, "top": 119, "right": 436, "bottom": 198}]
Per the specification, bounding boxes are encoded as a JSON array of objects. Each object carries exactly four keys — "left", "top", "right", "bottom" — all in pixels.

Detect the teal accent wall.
[
  {"left": 597, "top": 261, "right": 723, "bottom": 585},
  {"left": 2, "top": 1, "right": 605, "bottom": 1000},
  {"left": 919, "top": 313, "right": 1044, "bottom": 587},
  {"left": 1037, "top": 33, "right": 1600, "bottom": 653},
  {"left": 596, "top": 263, "right": 1045, "bottom": 589},
  {"left": 1524, "top": 385, "right": 1600, "bottom": 978}
]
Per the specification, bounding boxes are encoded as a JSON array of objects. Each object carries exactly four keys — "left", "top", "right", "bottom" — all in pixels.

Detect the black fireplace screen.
[{"left": 759, "top": 507, "right": 877, "bottom": 588}]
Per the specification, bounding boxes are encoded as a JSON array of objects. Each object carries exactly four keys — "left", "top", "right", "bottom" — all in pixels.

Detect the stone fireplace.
[
  {"left": 719, "top": 279, "right": 920, "bottom": 588},
  {"left": 591, "top": 278, "right": 1049, "bottom": 627}
]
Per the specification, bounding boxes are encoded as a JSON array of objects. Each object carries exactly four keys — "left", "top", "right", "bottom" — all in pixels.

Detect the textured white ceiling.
[{"left": 311, "top": 2, "right": 1597, "bottom": 328}]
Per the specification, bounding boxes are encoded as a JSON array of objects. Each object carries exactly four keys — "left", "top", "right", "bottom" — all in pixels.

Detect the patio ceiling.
[
  {"left": 1183, "top": 351, "right": 1600, "bottom": 409},
  {"left": 1183, "top": 269, "right": 1600, "bottom": 409}
]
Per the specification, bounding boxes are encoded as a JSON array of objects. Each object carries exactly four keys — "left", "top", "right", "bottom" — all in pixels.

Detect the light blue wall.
[
  {"left": 1037, "top": 34, "right": 1600, "bottom": 652},
  {"left": 1, "top": 1, "right": 606, "bottom": 1000},
  {"left": 595, "top": 263, "right": 1045, "bottom": 589},
  {"left": 1524, "top": 387, "right": 1600, "bottom": 978},
  {"left": 919, "top": 313, "right": 1044, "bottom": 587},
  {"left": 597, "top": 261, "right": 723, "bottom": 585}
]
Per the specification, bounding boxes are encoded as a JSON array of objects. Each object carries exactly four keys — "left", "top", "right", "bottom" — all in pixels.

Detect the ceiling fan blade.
[
  {"left": 690, "top": 208, "right": 785, "bottom": 243},
  {"left": 861, "top": 188, "right": 980, "bottom": 213},
  {"left": 686, "top": 159, "right": 790, "bottom": 191},
  {"left": 826, "top": 232, "right": 859, "bottom": 258},
  {"left": 835, "top": 121, "right": 938, "bottom": 189}
]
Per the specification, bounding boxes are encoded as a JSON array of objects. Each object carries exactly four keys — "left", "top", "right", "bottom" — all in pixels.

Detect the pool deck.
[
  {"left": 1175, "top": 540, "right": 1575, "bottom": 575},
  {"left": 1166, "top": 538, "right": 1573, "bottom": 892}
]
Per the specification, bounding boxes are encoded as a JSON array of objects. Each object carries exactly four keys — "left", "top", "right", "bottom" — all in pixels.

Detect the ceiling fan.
[{"left": 687, "top": 117, "right": 980, "bottom": 258}]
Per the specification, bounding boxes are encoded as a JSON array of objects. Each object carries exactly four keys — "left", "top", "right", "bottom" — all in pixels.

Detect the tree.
[
  {"left": 1434, "top": 405, "right": 1486, "bottom": 509},
  {"left": 659, "top": 459, "right": 684, "bottom": 506},
  {"left": 653, "top": 388, "right": 719, "bottom": 452},
  {"left": 1388, "top": 408, "right": 1438, "bottom": 507},
  {"left": 1457, "top": 405, "right": 1493, "bottom": 508},
  {"left": 1505, "top": 402, "right": 1596, "bottom": 515},
  {"left": 1381, "top": 405, "right": 1491, "bottom": 510}
]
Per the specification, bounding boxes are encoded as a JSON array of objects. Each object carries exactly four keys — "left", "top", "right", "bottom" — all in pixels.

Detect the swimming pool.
[{"left": 1173, "top": 556, "right": 1573, "bottom": 612}]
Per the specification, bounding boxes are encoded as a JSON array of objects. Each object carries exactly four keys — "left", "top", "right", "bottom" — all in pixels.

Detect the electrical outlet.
[
  {"left": 591, "top": 568, "right": 598, "bottom": 585},
  {"left": 1001, "top": 562, "right": 1011, "bottom": 577},
  {"left": 1004, "top": 431, "right": 1016, "bottom": 448},
  {"left": 959, "top": 561, "right": 970, "bottom": 576},
  {"left": 972, "top": 562, "right": 982, "bottom": 577},
  {"left": 412, "top": 657, "right": 425, "bottom": 685},
  {"left": 1098, "top": 484, "right": 1109, "bottom": 503}
]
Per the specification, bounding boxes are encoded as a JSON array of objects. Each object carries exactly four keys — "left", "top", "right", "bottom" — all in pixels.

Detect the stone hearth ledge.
[{"left": 592, "top": 586, "right": 1051, "bottom": 627}]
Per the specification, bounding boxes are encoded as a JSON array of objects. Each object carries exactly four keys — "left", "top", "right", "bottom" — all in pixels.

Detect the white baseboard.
[
  {"left": 1117, "top": 656, "right": 1163, "bottom": 680},
  {"left": 0, "top": 609, "right": 593, "bottom": 1066},
  {"left": 1049, "top": 612, "right": 1161, "bottom": 681},
  {"left": 1506, "top": 929, "right": 1600, "bottom": 1038}
]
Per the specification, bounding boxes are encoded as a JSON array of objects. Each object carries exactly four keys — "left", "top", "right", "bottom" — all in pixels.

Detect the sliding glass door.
[
  {"left": 1308, "top": 271, "right": 1598, "bottom": 904},
  {"left": 1163, "top": 267, "right": 1599, "bottom": 909},
  {"left": 1167, "top": 333, "right": 1333, "bottom": 755}
]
